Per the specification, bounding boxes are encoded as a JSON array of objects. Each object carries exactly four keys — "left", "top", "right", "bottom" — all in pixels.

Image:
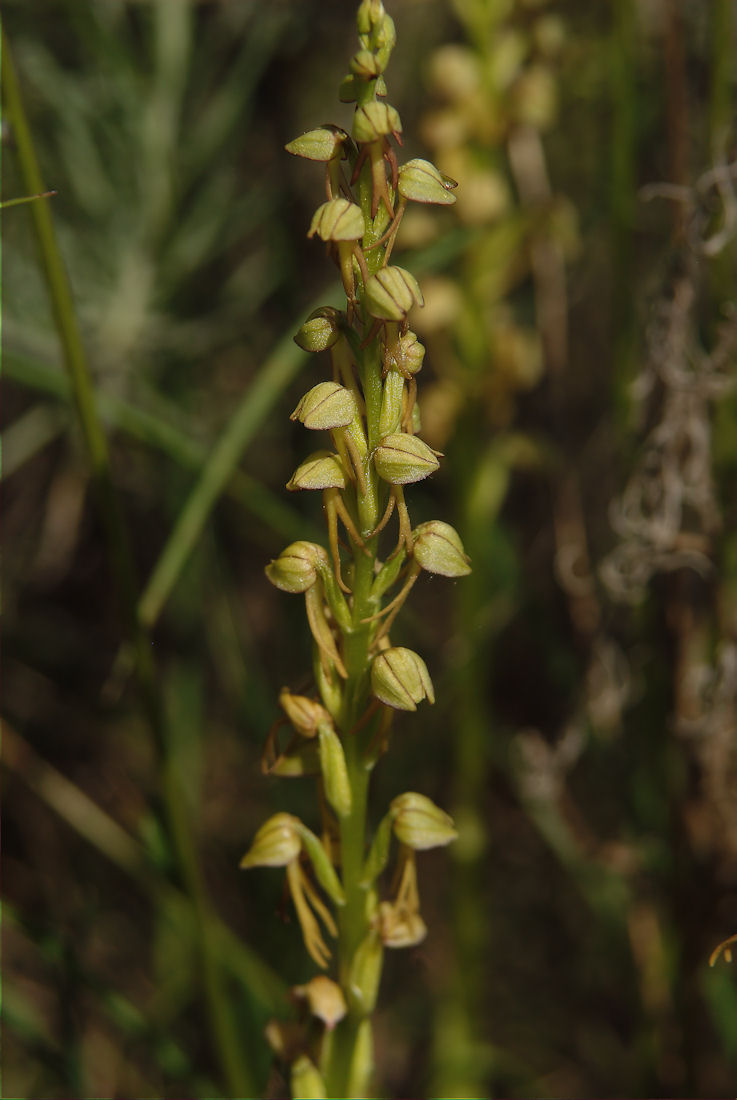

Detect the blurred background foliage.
[{"left": 2, "top": 0, "right": 736, "bottom": 1097}]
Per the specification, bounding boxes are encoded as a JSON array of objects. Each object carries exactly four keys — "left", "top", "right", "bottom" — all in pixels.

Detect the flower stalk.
[{"left": 240, "top": 4, "right": 469, "bottom": 1095}]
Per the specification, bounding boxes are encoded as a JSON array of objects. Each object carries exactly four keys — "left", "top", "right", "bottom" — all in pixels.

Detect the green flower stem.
[{"left": 325, "top": 292, "right": 387, "bottom": 1100}]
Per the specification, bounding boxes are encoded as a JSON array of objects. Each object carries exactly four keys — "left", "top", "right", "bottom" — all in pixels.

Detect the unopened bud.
[
  {"left": 279, "top": 689, "right": 332, "bottom": 737},
  {"left": 398, "top": 158, "right": 457, "bottom": 205},
  {"left": 390, "top": 792, "right": 458, "bottom": 850},
  {"left": 265, "top": 541, "right": 329, "bottom": 593},
  {"left": 285, "top": 126, "right": 348, "bottom": 162},
  {"left": 350, "top": 49, "right": 382, "bottom": 79},
  {"left": 357, "top": 0, "right": 385, "bottom": 36},
  {"left": 352, "top": 100, "right": 402, "bottom": 144},
  {"left": 365, "top": 266, "right": 423, "bottom": 322},
  {"left": 293, "top": 976, "right": 347, "bottom": 1030},
  {"left": 240, "top": 813, "right": 301, "bottom": 869},
  {"left": 292, "top": 382, "right": 357, "bottom": 431},
  {"left": 374, "top": 432, "right": 439, "bottom": 484},
  {"left": 294, "top": 307, "right": 342, "bottom": 352},
  {"left": 287, "top": 451, "right": 346, "bottom": 491},
  {"left": 308, "top": 198, "right": 365, "bottom": 242},
  {"left": 371, "top": 647, "right": 434, "bottom": 711},
  {"left": 412, "top": 520, "right": 471, "bottom": 576}
]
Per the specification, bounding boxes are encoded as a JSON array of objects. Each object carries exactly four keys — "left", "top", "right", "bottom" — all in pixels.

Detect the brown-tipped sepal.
[
  {"left": 371, "top": 647, "right": 434, "bottom": 711},
  {"left": 285, "top": 125, "right": 349, "bottom": 163},
  {"left": 398, "top": 158, "right": 457, "bottom": 205}
]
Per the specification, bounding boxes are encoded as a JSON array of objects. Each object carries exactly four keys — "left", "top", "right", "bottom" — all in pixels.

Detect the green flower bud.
[
  {"left": 294, "top": 975, "right": 347, "bottom": 1030},
  {"left": 390, "top": 792, "right": 458, "bottom": 850},
  {"left": 308, "top": 198, "right": 365, "bottom": 242},
  {"left": 398, "top": 158, "right": 457, "bottom": 205},
  {"left": 291, "top": 382, "right": 357, "bottom": 430},
  {"left": 279, "top": 688, "right": 332, "bottom": 737},
  {"left": 239, "top": 812, "right": 301, "bottom": 869},
  {"left": 265, "top": 541, "right": 329, "bottom": 593},
  {"left": 318, "top": 722, "right": 353, "bottom": 818},
  {"left": 285, "top": 126, "right": 348, "bottom": 162},
  {"left": 348, "top": 930, "right": 384, "bottom": 1014},
  {"left": 291, "top": 1055, "right": 328, "bottom": 1100},
  {"left": 371, "top": 647, "right": 434, "bottom": 711},
  {"left": 412, "top": 520, "right": 471, "bottom": 577},
  {"left": 357, "top": 0, "right": 384, "bottom": 35},
  {"left": 374, "top": 432, "right": 439, "bottom": 485},
  {"left": 350, "top": 49, "right": 382, "bottom": 79},
  {"left": 294, "top": 307, "right": 342, "bottom": 352},
  {"left": 352, "top": 100, "right": 402, "bottom": 144},
  {"left": 287, "top": 451, "right": 346, "bottom": 492},
  {"left": 365, "top": 266, "right": 424, "bottom": 321}
]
